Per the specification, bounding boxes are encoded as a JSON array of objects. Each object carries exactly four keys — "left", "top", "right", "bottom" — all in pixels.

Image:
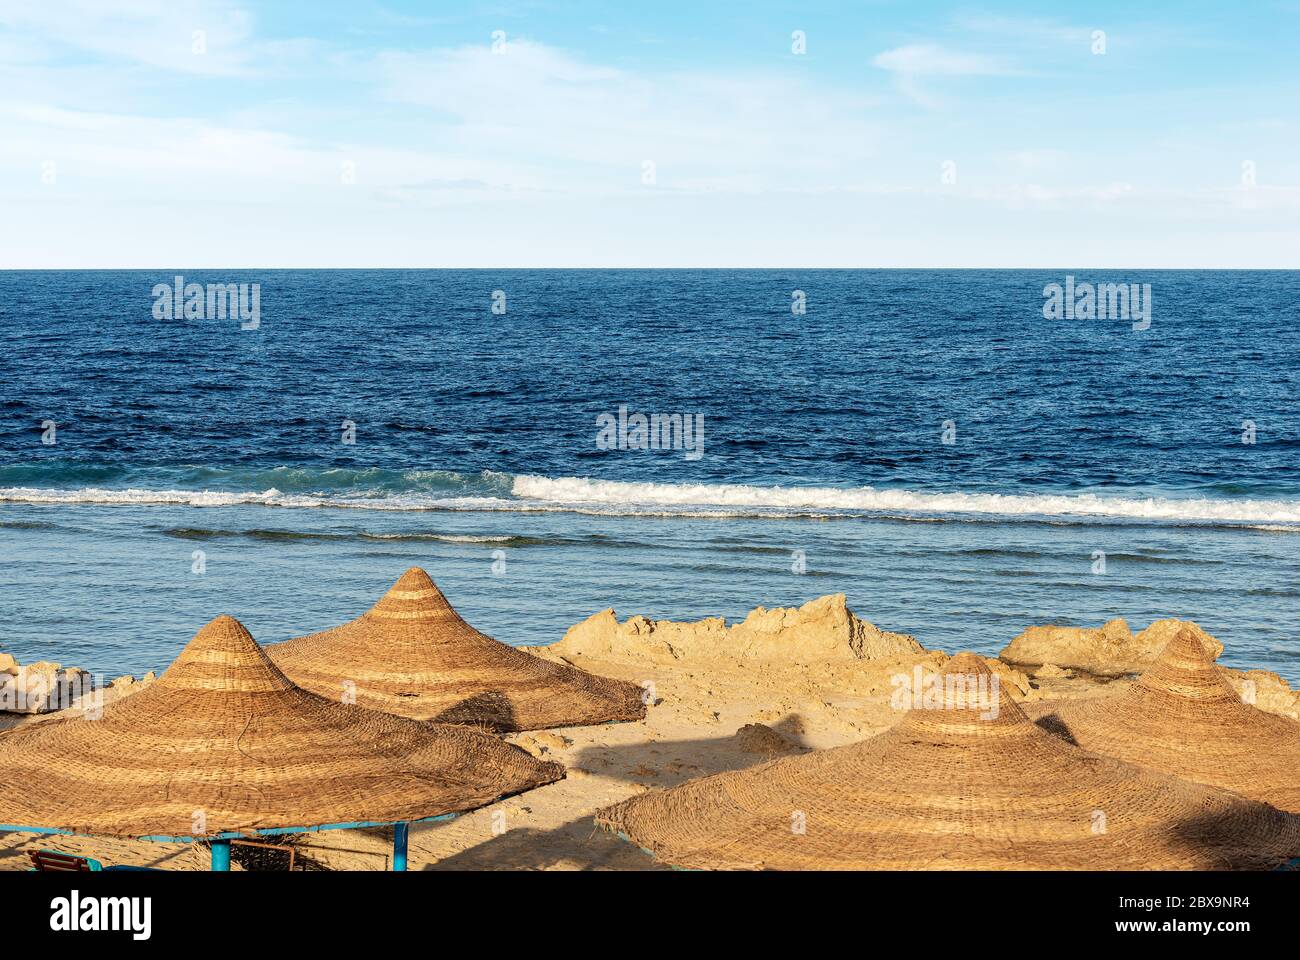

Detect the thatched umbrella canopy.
[
  {"left": 1029, "top": 627, "right": 1300, "bottom": 813},
  {"left": 596, "top": 653, "right": 1300, "bottom": 870},
  {"left": 266, "top": 568, "right": 646, "bottom": 731},
  {"left": 0, "top": 615, "right": 563, "bottom": 867}
]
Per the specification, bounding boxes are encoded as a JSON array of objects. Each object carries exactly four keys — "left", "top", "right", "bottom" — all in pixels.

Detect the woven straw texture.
[
  {"left": 0, "top": 615, "right": 564, "bottom": 838},
  {"left": 266, "top": 568, "right": 646, "bottom": 731},
  {"left": 596, "top": 653, "right": 1300, "bottom": 870},
  {"left": 1029, "top": 627, "right": 1300, "bottom": 813}
]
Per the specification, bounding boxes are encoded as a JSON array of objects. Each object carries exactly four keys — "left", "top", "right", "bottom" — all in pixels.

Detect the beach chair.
[
  {"left": 29, "top": 850, "right": 104, "bottom": 871},
  {"left": 28, "top": 849, "right": 157, "bottom": 872}
]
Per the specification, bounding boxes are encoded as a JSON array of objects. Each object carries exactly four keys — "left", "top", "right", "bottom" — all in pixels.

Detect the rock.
[
  {"left": 547, "top": 594, "right": 921, "bottom": 665},
  {"left": 0, "top": 666, "right": 96, "bottom": 714},
  {"left": 512, "top": 731, "right": 572, "bottom": 758},
  {"left": 733, "top": 723, "right": 801, "bottom": 756},
  {"left": 982, "top": 657, "right": 1033, "bottom": 700},
  {"left": 1033, "top": 663, "right": 1071, "bottom": 679},
  {"left": 546, "top": 608, "right": 619, "bottom": 659},
  {"left": 999, "top": 618, "right": 1221, "bottom": 677},
  {"left": 1220, "top": 668, "right": 1300, "bottom": 720},
  {"left": 546, "top": 608, "right": 725, "bottom": 662},
  {"left": 534, "top": 731, "right": 572, "bottom": 751},
  {"left": 0, "top": 653, "right": 17, "bottom": 674},
  {"left": 111, "top": 675, "right": 136, "bottom": 688},
  {"left": 1134, "top": 619, "right": 1224, "bottom": 660},
  {"left": 728, "top": 595, "right": 923, "bottom": 662},
  {"left": 142, "top": 671, "right": 156, "bottom": 683}
]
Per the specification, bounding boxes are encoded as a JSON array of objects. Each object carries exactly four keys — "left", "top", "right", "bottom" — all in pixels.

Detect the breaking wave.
[
  {"left": 509, "top": 475, "right": 1300, "bottom": 525},
  {"left": 3, "top": 468, "right": 1300, "bottom": 527}
]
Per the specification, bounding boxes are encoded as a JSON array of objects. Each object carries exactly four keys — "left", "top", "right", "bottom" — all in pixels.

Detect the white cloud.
[
  {"left": 376, "top": 40, "right": 885, "bottom": 193},
  {"left": 872, "top": 44, "right": 1013, "bottom": 77},
  {"left": 0, "top": 0, "right": 260, "bottom": 76},
  {"left": 872, "top": 43, "right": 1016, "bottom": 107},
  {"left": 951, "top": 15, "right": 1092, "bottom": 47},
  {"left": 0, "top": 99, "right": 533, "bottom": 201},
  {"left": 0, "top": 36, "right": 887, "bottom": 211}
]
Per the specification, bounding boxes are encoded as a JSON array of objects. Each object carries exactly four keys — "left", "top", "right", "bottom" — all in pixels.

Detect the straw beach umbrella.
[
  {"left": 596, "top": 654, "right": 1300, "bottom": 870},
  {"left": 1029, "top": 627, "right": 1300, "bottom": 813},
  {"left": 0, "top": 615, "right": 563, "bottom": 869},
  {"left": 266, "top": 568, "right": 646, "bottom": 731}
]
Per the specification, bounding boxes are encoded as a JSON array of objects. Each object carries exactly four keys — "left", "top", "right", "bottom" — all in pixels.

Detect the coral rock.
[
  {"left": 999, "top": 618, "right": 1221, "bottom": 677},
  {"left": 551, "top": 594, "right": 921, "bottom": 666}
]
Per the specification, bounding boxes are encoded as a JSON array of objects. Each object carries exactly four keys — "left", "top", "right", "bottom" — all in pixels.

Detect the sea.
[{"left": 2, "top": 269, "right": 1299, "bottom": 683}]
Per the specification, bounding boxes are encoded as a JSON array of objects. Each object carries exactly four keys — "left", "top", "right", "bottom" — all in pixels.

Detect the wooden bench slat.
[{"left": 28, "top": 850, "right": 96, "bottom": 871}]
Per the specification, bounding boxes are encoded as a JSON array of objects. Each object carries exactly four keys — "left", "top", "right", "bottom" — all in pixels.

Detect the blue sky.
[{"left": 2, "top": 0, "right": 1298, "bottom": 267}]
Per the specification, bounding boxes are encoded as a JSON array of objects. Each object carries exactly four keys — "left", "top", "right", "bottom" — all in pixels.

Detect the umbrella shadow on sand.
[
  {"left": 570, "top": 714, "right": 814, "bottom": 789},
  {"left": 417, "top": 814, "right": 667, "bottom": 871},
  {"left": 410, "top": 716, "right": 815, "bottom": 871}
]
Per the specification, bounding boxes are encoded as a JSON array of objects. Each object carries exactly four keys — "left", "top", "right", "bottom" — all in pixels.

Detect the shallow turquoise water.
[{"left": 2, "top": 501, "right": 1297, "bottom": 684}]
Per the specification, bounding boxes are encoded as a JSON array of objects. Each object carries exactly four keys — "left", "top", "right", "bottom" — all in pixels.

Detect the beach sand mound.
[
  {"left": 547, "top": 593, "right": 923, "bottom": 665},
  {"left": 512, "top": 731, "right": 573, "bottom": 759},
  {"left": 733, "top": 723, "right": 803, "bottom": 756},
  {"left": 999, "top": 617, "right": 1223, "bottom": 677}
]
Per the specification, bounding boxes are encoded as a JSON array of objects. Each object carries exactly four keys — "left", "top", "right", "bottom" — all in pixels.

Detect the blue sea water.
[{"left": 2, "top": 269, "right": 1299, "bottom": 683}]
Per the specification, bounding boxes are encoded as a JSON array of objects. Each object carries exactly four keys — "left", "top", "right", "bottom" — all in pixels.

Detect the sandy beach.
[{"left": 3, "top": 593, "right": 1295, "bottom": 872}]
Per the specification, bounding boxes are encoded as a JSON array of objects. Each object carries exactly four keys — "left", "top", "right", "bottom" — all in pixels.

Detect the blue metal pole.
[
  {"left": 393, "top": 822, "right": 409, "bottom": 872},
  {"left": 211, "top": 839, "right": 231, "bottom": 871}
]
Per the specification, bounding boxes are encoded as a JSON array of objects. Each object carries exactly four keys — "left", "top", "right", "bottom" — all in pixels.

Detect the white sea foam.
[
  {"left": 0, "top": 486, "right": 291, "bottom": 507},
  {"left": 364, "top": 532, "right": 517, "bottom": 543},
  {"left": 510, "top": 475, "right": 1300, "bottom": 524},
  {"left": 5, "top": 477, "right": 1300, "bottom": 526},
  {"left": 0, "top": 486, "right": 510, "bottom": 512}
]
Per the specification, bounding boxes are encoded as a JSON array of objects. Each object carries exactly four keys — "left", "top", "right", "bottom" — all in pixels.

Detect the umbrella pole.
[
  {"left": 393, "top": 822, "right": 409, "bottom": 872},
  {"left": 211, "top": 839, "right": 231, "bottom": 871}
]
